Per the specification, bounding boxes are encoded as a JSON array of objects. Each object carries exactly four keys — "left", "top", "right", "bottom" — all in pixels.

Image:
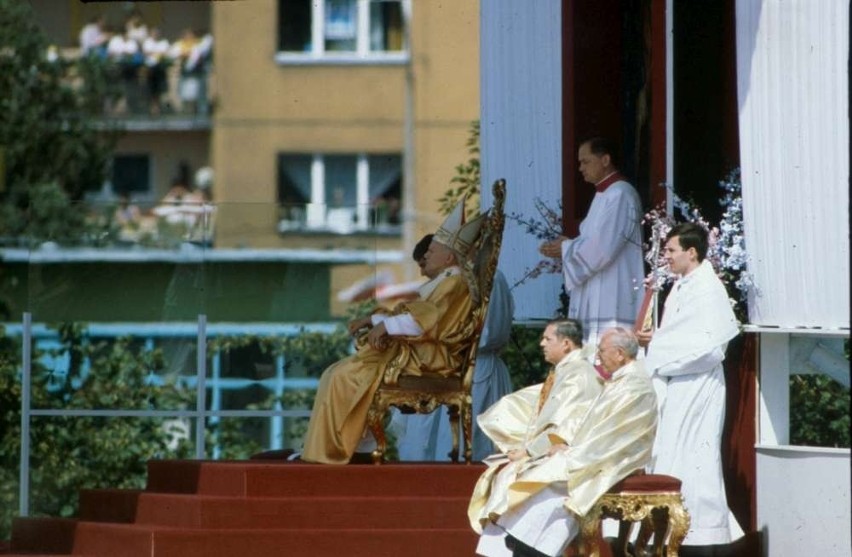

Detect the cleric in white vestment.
[
  {"left": 540, "top": 137, "right": 644, "bottom": 347},
  {"left": 640, "top": 222, "right": 744, "bottom": 546}
]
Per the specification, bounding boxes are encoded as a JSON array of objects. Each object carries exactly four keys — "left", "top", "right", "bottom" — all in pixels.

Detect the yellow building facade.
[
  {"left": 211, "top": 0, "right": 480, "bottom": 253},
  {"left": 31, "top": 0, "right": 479, "bottom": 314}
]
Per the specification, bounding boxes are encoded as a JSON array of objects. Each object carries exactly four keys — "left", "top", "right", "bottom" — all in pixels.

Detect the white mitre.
[{"left": 433, "top": 194, "right": 488, "bottom": 260}]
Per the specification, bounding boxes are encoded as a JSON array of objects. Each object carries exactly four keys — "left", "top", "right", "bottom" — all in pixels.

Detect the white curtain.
[
  {"left": 736, "top": 0, "right": 850, "bottom": 329},
  {"left": 480, "top": 0, "right": 564, "bottom": 321}
]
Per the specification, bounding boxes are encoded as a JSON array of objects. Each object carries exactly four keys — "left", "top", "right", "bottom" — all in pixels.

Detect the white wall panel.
[
  {"left": 756, "top": 446, "right": 851, "bottom": 556},
  {"left": 736, "top": 0, "right": 850, "bottom": 329},
  {"left": 480, "top": 0, "right": 564, "bottom": 321}
]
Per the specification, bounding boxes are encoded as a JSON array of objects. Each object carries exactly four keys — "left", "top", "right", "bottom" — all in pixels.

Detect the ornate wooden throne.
[{"left": 365, "top": 179, "right": 507, "bottom": 464}]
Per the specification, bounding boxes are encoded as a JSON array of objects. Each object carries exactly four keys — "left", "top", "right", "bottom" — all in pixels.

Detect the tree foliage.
[
  {"left": 437, "top": 120, "right": 480, "bottom": 219},
  {"left": 0, "top": 0, "right": 118, "bottom": 245},
  {"left": 503, "top": 325, "right": 550, "bottom": 390},
  {"left": 0, "top": 324, "right": 195, "bottom": 539},
  {"left": 0, "top": 323, "right": 358, "bottom": 540}
]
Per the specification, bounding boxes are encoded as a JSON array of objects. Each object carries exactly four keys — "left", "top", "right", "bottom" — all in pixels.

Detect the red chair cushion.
[{"left": 607, "top": 473, "right": 682, "bottom": 493}]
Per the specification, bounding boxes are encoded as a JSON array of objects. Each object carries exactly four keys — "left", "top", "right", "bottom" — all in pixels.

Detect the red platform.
[{"left": 7, "top": 460, "right": 486, "bottom": 557}]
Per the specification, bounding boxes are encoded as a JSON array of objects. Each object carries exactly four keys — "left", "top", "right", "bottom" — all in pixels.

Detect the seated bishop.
[
  {"left": 301, "top": 196, "right": 487, "bottom": 464},
  {"left": 470, "top": 327, "right": 658, "bottom": 557}
]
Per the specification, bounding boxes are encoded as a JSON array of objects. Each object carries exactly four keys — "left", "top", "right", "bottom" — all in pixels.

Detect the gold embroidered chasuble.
[
  {"left": 468, "top": 348, "right": 601, "bottom": 530},
  {"left": 302, "top": 268, "right": 474, "bottom": 464},
  {"left": 468, "top": 359, "right": 657, "bottom": 532},
  {"left": 557, "top": 359, "right": 657, "bottom": 516}
]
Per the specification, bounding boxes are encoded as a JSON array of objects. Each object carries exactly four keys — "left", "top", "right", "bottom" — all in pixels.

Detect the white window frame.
[
  {"left": 275, "top": 0, "right": 410, "bottom": 66},
  {"left": 280, "top": 153, "right": 402, "bottom": 234}
]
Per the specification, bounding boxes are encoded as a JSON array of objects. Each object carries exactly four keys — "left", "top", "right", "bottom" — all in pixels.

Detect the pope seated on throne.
[{"left": 301, "top": 197, "right": 487, "bottom": 464}]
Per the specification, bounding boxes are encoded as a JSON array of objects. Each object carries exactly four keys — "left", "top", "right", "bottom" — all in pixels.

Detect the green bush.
[
  {"left": 790, "top": 374, "right": 850, "bottom": 448},
  {"left": 0, "top": 323, "right": 354, "bottom": 540},
  {"left": 502, "top": 325, "right": 551, "bottom": 390},
  {"left": 0, "top": 324, "right": 195, "bottom": 539}
]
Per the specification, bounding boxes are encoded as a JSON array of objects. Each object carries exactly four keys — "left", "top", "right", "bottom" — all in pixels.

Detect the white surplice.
[
  {"left": 396, "top": 270, "right": 515, "bottom": 462},
  {"left": 645, "top": 260, "right": 743, "bottom": 546},
  {"left": 561, "top": 177, "right": 644, "bottom": 346}
]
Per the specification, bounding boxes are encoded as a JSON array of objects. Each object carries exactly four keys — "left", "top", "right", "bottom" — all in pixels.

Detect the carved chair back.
[{"left": 365, "top": 179, "right": 507, "bottom": 464}]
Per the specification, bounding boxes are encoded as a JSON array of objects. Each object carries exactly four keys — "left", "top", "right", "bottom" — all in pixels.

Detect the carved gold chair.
[
  {"left": 574, "top": 472, "right": 690, "bottom": 557},
  {"left": 365, "top": 179, "right": 507, "bottom": 464}
]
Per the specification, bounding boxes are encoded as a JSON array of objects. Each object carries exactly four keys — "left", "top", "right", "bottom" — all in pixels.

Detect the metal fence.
[{"left": 7, "top": 314, "right": 339, "bottom": 516}]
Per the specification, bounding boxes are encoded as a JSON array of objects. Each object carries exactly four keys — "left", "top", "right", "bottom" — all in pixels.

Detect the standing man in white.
[
  {"left": 637, "top": 222, "right": 743, "bottom": 546},
  {"left": 539, "top": 137, "right": 644, "bottom": 347}
]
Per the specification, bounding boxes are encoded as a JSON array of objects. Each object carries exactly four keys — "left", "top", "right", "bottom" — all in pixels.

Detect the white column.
[
  {"left": 307, "top": 154, "right": 326, "bottom": 228},
  {"left": 356, "top": 154, "right": 370, "bottom": 230},
  {"left": 313, "top": 0, "right": 326, "bottom": 56},
  {"left": 758, "top": 332, "right": 790, "bottom": 446},
  {"left": 480, "top": 0, "right": 563, "bottom": 320},
  {"left": 356, "top": 0, "right": 370, "bottom": 55}
]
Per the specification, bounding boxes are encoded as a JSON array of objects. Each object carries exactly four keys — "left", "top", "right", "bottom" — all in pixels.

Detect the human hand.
[
  {"left": 507, "top": 449, "right": 527, "bottom": 462},
  {"left": 367, "top": 322, "right": 389, "bottom": 350},
  {"left": 348, "top": 317, "right": 372, "bottom": 336},
  {"left": 547, "top": 443, "right": 569, "bottom": 456},
  {"left": 538, "top": 236, "right": 567, "bottom": 259},
  {"left": 636, "top": 328, "right": 654, "bottom": 347}
]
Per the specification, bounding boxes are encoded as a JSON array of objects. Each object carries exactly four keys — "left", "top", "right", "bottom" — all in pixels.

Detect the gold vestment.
[
  {"left": 469, "top": 359, "right": 657, "bottom": 532},
  {"left": 469, "top": 348, "right": 601, "bottom": 530},
  {"left": 302, "top": 271, "right": 474, "bottom": 464}
]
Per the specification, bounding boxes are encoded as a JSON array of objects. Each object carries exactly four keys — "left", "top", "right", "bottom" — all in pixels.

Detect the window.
[
  {"left": 277, "top": 0, "right": 407, "bottom": 64},
  {"left": 112, "top": 154, "right": 151, "bottom": 198},
  {"left": 278, "top": 153, "right": 402, "bottom": 234}
]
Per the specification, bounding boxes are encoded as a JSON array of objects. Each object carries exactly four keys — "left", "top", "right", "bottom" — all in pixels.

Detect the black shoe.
[
  {"left": 348, "top": 452, "right": 375, "bottom": 464},
  {"left": 249, "top": 449, "right": 295, "bottom": 460},
  {"left": 506, "top": 535, "right": 550, "bottom": 557}
]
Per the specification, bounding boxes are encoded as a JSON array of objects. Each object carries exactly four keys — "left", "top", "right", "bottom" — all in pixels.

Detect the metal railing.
[{"left": 9, "top": 314, "right": 338, "bottom": 516}]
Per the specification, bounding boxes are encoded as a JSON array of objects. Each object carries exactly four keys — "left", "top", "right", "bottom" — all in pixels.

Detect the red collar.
[
  {"left": 595, "top": 364, "right": 613, "bottom": 381},
  {"left": 594, "top": 172, "right": 625, "bottom": 193}
]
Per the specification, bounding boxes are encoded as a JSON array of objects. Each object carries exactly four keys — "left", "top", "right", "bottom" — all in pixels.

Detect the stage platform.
[{"left": 6, "top": 460, "right": 486, "bottom": 557}]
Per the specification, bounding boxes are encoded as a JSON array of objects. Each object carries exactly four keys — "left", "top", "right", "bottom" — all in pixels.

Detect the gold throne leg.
[
  {"left": 579, "top": 506, "right": 605, "bottom": 557},
  {"left": 461, "top": 399, "right": 473, "bottom": 463},
  {"left": 635, "top": 514, "right": 655, "bottom": 556},
  {"left": 446, "top": 405, "right": 460, "bottom": 463},
  {"left": 365, "top": 404, "right": 387, "bottom": 465},
  {"left": 650, "top": 507, "right": 669, "bottom": 557},
  {"left": 665, "top": 497, "right": 690, "bottom": 557}
]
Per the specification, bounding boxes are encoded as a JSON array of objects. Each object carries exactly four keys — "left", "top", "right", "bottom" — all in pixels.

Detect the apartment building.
[{"left": 31, "top": 0, "right": 479, "bottom": 313}]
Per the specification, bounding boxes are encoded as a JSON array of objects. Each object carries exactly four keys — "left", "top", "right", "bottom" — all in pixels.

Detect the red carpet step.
[{"left": 8, "top": 461, "right": 486, "bottom": 557}]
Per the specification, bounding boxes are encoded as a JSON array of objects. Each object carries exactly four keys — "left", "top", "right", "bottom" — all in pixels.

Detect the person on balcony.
[
  {"left": 300, "top": 198, "right": 486, "bottom": 464},
  {"left": 106, "top": 26, "right": 145, "bottom": 114},
  {"left": 470, "top": 327, "right": 657, "bottom": 557},
  {"left": 79, "top": 15, "right": 108, "bottom": 58},
  {"left": 142, "top": 27, "right": 170, "bottom": 115}
]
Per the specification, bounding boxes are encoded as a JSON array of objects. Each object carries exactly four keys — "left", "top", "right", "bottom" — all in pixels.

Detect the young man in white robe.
[
  {"left": 396, "top": 234, "right": 515, "bottom": 461},
  {"left": 637, "top": 222, "right": 743, "bottom": 546},
  {"left": 539, "top": 137, "right": 644, "bottom": 347},
  {"left": 470, "top": 327, "right": 657, "bottom": 557}
]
